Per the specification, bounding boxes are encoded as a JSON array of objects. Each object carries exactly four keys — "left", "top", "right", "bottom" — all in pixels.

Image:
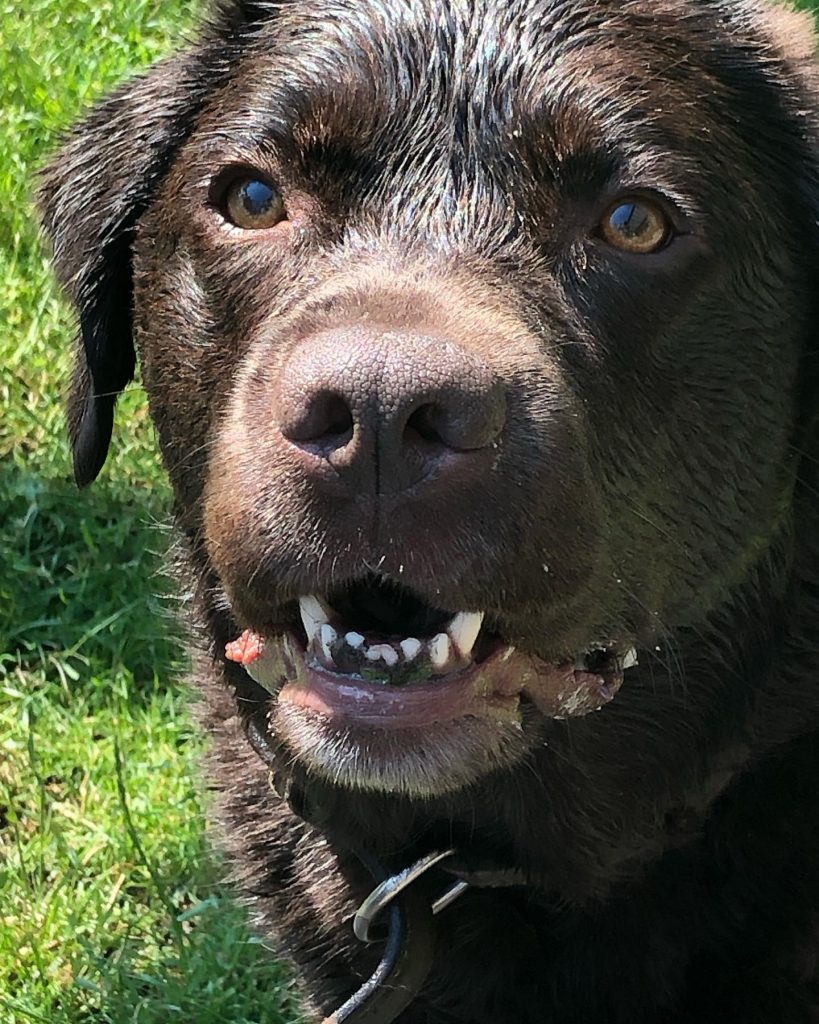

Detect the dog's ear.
[{"left": 39, "top": 48, "right": 221, "bottom": 486}]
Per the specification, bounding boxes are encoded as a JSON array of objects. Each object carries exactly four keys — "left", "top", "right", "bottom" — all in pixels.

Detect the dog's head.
[{"left": 41, "top": 0, "right": 819, "bottom": 801}]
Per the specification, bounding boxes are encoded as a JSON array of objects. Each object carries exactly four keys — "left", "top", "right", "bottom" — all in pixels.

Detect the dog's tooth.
[
  {"left": 574, "top": 654, "right": 590, "bottom": 672},
  {"left": 282, "top": 633, "right": 298, "bottom": 667},
  {"left": 366, "top": 644, "right": 399, "bottom": 667},
  {"left": 447, "top": 611, "right": 484, "bottom": 659},
  {"left": 345, "top": 631, "right": 365, "bottom": 649},
  {"left": 400, "top": 637, "right": 422, "bottom": 662},
  {"left": 429, "top": 633, "right": 450, "bottom": 668},
  {"left": 319, "top": 623, "right": 337, "bottom": 664},
  {"left": 299, "top": 596, "right": 331, "bottom": 641},
  {"left": 621, "top": 647, "right": 638, "bottom": 670}
]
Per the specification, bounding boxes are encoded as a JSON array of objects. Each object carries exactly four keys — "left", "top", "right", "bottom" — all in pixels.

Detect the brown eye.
[
  {"left": 223, "top": 176, "right": 286, "bottom": 229},
  {"left": 599, "top": 198, "right": 671, "bottom": 254}
]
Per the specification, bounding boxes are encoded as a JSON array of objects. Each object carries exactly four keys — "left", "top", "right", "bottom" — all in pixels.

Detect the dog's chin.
[{"left": 271, "top": 700, "right": 531, "bottom": 797}]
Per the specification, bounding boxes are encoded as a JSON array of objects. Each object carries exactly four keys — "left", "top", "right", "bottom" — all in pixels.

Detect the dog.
[{"left": 40, "top": 0, "right": 819, "bottom": 1020}]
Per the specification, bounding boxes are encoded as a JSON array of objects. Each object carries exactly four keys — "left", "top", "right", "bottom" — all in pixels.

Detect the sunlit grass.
[{"left": 1, "top": 2, "right": 297, "bottom": 1021}]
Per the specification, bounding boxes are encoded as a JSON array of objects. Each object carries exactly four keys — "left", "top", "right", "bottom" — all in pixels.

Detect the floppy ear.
[
  {"left": 39, "top": 45, "right": 226, "bottom": 486},
  {"left": 39, "top": 0, "right": 286, "bottom": 487},
  {"left": 40, "top": 52, "right": 205, "bottom": 486}
]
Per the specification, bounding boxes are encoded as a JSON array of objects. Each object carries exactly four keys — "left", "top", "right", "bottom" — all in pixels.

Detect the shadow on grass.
[
  {"left": 66, "top": 843, "right": 302, "bottom": 1024},
  {"left": 0, "top": 460, "right": 304, "bottom": 1024},
  {"left": 61, "top": 736, "right": 301, "bottom": 1024},
  {"left": 8, "top": 828, "right": 303, "bottom": 1024},
  {"left": 0, "top": 460, "right": 186, "bottom": 702}
]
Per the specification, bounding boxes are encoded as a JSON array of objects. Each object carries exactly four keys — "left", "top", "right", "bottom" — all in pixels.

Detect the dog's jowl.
[{"left": 40, "top": 1, "right": 819, "bottom": 1021}]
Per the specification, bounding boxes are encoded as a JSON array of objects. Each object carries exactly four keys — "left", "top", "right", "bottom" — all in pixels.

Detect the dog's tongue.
[{"left": 225, "top": 629, "right": 623, "bottom": 727}]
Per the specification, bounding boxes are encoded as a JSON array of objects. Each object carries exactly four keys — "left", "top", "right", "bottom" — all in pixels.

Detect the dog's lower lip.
[{"left": 225, "top": 627, "right": 630, "bottom": 727}]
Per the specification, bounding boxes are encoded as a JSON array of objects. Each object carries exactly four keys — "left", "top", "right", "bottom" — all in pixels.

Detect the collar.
[{"left": 242, "top": 701, "right": 530, "bottom": 1023}]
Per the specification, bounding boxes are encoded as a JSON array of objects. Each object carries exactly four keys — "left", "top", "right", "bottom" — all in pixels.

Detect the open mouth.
[
  {"left": 225, "top": 574, "right": 637, "bottom": 728},
  {"left": 298, "top": 578, "right": 496, "bottom": 682}
]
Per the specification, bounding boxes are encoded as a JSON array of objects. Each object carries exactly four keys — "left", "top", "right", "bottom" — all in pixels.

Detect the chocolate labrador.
[{"left": 40, "top": 0, "right": 819, "bottom": 1021}]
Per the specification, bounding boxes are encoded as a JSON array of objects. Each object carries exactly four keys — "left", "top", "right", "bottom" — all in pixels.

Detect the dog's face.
[{"left": 42, "top": 0, "right": 819, "bottom": 799}]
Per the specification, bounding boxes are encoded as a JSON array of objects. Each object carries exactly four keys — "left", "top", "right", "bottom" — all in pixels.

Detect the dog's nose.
[{"left": 276, "top": 326, "right": 506, "bottom": 494}]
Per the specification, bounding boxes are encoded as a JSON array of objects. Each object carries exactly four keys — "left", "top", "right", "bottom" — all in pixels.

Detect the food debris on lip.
[{"left": 225, "top": 630, "right": 265, "bottom": 666}]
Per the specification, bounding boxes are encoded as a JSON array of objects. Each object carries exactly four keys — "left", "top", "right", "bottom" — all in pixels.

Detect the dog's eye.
[
  {"left": 223, "top": 176, "right": 286, "bottom": 229},
  {"left": 599, "top": 198, "right": 671, "bottom": 254}
]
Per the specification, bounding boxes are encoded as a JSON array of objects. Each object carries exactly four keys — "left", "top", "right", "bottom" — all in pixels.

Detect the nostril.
[
  {"left": 405, "top": 404, "right": 445, "bottom": 446},
  {"left": 405, "top": 394, "right": 505, "bottom": 453},
  {"left": 319, "top": 395, "right": 354, "bottom": 439},
  {"left": 282, "top": 391, "right": 354, "bottom": 452}
]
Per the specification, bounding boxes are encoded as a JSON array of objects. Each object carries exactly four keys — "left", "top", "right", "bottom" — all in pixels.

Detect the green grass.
[{"left": 0, "top": 2, "right": 298, "bottom": 1021}]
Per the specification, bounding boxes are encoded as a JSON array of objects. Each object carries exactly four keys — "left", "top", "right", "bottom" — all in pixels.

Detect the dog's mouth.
[
  {"left": 298, "top": 577, "right": 498, "bottom": 683},
  {"left": 225, "top": 575, "right": 637, "bottom": 729}
]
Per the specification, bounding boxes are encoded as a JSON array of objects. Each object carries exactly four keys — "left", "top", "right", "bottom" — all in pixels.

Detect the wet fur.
[{"left": 40, "top": 1, "right": 819, "bottom": 1021}]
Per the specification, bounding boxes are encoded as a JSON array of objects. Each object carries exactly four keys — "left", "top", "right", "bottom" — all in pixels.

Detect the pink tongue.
[{"left": 225, "top": 629, "right": 622, "bottom": 727}]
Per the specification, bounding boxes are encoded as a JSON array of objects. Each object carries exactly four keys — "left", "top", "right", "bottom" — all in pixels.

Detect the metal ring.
[
  {"left": 432, "top": 879, "right": 470, "bottom": 915},
  {"left": 353, "top": 849, "right": 469, "bottom": 943}
]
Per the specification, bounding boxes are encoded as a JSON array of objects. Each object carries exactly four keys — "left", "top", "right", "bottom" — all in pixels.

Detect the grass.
[{"left": 0, "top": 2, "right": 298, "bottom": 1021}]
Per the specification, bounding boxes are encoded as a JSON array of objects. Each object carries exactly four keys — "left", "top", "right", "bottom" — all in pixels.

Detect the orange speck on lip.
[{"left": 225, "top": 629, "right": 265, "bottom": 665}]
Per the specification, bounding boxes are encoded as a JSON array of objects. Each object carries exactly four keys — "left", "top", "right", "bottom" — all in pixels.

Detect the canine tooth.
[
  {"left": 429, "top": 633, "right": 450, "bottom": 668},
  {"left": 282, "top": 633, "right": 298, "bottom": 665},
  {"left": 345, "top": 631, "right": 365, "bottom": 649},
  {"left": 574, "top": 654, "right": 590, "bottom": 671},
  {"left": 400, "top": 638, "right": 422, "bottom": 662},
  {"left": 447, "top": 611, "right": 484, "bottom": 658},
  {"left": 366, "top": 644, "right": 399, "bottom": 667},
  {"left": 621, "top": 647, "right": 638, "bottom": 670},
  {"left": 299, "top": 596, "right": 331, "bottom": 641},
  {"left": 319, "top": 623, "right": 337, "bottom": 663}
]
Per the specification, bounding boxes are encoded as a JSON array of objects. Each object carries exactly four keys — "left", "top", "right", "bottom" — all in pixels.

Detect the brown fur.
[{"left": 41, "top": 1, "right": 819, "bottom": 1020}]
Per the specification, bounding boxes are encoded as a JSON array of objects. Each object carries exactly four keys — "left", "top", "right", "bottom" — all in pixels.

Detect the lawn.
[
  {"left": 3, "top": 1, "right": 819, "bottom": 1022},
  {"left": 0, "top": 2, "right": 298, "bottom": 1021}
]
